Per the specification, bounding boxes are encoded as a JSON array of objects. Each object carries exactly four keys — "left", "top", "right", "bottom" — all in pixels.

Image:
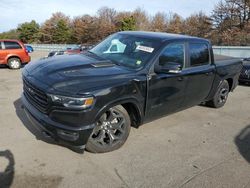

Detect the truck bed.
[
  {"left": 214, "top": 54, "right": 240, "bottom": 62},
  {"left": 214, "top": 54, "right": 242, "bottom": 66},
  {"left": 212, "top": 54, "right": 243, "bottom": 93}
]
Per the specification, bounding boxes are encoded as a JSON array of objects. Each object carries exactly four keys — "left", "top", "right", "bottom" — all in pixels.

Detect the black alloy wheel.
[
  {"left": 86, "top": 105, "right": 131, "bottom": 153},
  {"left": 206, "top": 80, "right": 230, "bottom": 108}
]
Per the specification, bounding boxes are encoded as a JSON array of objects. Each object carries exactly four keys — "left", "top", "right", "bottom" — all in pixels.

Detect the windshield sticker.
[
  {"left": 136, "top": 45, "right": 154, "bottom": 53},
  {"left": 136, "top": 60, "right": 142, "bottom": 65}
]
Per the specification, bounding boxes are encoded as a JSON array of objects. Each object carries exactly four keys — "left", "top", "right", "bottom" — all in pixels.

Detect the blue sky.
[{"left": 0, "top": 0, "right": 220, "bottom": 32}]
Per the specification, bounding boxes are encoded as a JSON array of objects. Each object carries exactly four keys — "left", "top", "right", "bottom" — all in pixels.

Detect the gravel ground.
[{"left": 0, "top": 51, "right": 250, "bottom": 188}]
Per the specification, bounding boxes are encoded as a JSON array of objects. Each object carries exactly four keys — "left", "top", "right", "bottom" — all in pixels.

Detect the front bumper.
[
  {"left": 239, "top": 76, "right": 250, "bottom": 82},
  {"left": 21, "top": 94, "right": 94, "bottom": 150}
]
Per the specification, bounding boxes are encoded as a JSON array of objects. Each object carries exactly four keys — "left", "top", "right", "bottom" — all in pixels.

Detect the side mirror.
[{"left": 156, "top": 61, "right": 182, "bottom": 74}]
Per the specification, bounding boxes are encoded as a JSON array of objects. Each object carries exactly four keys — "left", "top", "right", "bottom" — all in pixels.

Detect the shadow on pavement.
[
  {"left": 0, "top": 64, "right": 27, "bottom": 69},
  {"left": 13, "top": 98, "right": 56, "bottom": 146},
  {"left": 13, "top": 98, "right": 84, "bottom": 154},
  {"left": 0, "top": 150, "right": 15, "bottom": 188},
  {"left": 239, "top": 82, "right": 250, "bottom": 87},
  {"left": 235, "top": 125, "right": 250, "bottom": 163},
  {"left": 0, "top": 65, "right": 8, "bottom": 69}
]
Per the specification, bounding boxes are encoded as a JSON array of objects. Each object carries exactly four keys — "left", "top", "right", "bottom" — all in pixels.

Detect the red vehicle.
[
  {"left": 0, "top": 39, "right": 31, "bottom": 69},
  {"left": 65, "top": 47, "right": 81, "bottom": 54}
]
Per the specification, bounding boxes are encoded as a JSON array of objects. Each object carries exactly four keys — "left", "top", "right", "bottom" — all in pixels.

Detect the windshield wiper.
[{"left": 86, "top": 50, "right": 105, "bottom": 60}]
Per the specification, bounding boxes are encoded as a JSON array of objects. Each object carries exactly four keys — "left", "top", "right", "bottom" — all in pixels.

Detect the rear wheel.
[
  {"left": 86, "top": 105, "right": 131, "bottom": 153},
  {"left": 8, "top": 58, "right": 21, "bottom": 69},
  {"left": 206, "top": 80, "right": 230, "bottom": 108}
]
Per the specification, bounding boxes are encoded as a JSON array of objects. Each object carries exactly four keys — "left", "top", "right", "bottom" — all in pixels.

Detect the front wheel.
[
  {"left": 86, "top": 105, "right": 131, "bottom": 153},
  {"left": 206, "top": 80, "right": 230, "bottom": 108}
]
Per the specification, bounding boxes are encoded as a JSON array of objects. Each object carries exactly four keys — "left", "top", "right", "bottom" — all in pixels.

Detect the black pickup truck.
[{"left": 21, "top": 31, "right": 242, "bottom": 153}]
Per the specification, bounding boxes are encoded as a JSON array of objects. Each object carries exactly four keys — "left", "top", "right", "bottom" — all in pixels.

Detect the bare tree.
[
  {"left": 211, "top": 0, "right": 250, "bottom": 45},
  {"left": 40, "top": 12, "right": 71, "bottom": 43},
  {"left": 72, "top": 15, "right": 99, "bottom": 44},
  {"left": 96, "top": 7, "right": 117, "bottom": 39},
  {"left": 132, "top": 8, "right": 150, "bottom": 30},
  {"left": 184, "top": 12, "right": 213, "bottom": 38},
  {"left": 167, "top": 13, "right": 185, "bottom": 33},
  {"left": 150, "top": 12, "right": 168, "bottom": 32}
]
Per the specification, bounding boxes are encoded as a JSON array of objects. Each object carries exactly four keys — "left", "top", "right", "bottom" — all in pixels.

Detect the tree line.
[{"left": 0, "top": 0, "right": 249, "bottom": 46}]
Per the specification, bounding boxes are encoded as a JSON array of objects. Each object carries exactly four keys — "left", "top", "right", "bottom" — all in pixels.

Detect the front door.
[{"left": 145, "top": 42, "right": 188, "bottom": 120}]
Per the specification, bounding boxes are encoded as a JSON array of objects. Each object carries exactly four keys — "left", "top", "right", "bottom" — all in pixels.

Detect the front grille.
[{"left": 23, "top": 78, "right": 49, "bottom": 113}]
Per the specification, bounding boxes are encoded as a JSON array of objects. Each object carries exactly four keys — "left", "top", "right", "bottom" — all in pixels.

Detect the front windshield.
[{"left": 90, "top": 33, "right": 161, "bottom": 69}]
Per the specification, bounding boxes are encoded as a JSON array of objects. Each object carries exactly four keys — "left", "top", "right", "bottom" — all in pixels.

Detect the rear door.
[{"left": 182, "top": 42, "right": 215, "bottom": 108}]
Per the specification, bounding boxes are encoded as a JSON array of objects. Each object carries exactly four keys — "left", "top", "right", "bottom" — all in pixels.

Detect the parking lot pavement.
[{"left": 0, "top": 52, "right": 250, "bottom": 188}]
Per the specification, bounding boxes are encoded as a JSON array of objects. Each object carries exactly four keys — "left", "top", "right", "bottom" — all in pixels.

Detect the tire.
[
  {"left": 86, "top": 105, "right": 131, "bottom": 153},
  {"left": 8, "top": 58, "right": 21, "bottom": 69},
  {"left": 206, "top": 80, "right": 230, "bottom": 108}
]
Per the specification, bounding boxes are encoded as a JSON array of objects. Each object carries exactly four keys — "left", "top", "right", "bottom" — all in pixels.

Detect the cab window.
[
  {"left": 159, "top": 43, "right": 185, "bottom": 68},
  {"left": 189, "top": 43, "right": 209, "bottom": 66}
]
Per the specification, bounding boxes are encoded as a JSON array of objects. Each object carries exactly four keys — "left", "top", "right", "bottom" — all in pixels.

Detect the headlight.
[{"left": 50, "top": 94, "right": 94, "bottom": 109}]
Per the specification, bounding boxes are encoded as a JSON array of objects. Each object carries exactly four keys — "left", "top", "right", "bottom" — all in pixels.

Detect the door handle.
[
  {"left": 205, "top": 72, "right": 213, "bottom": 76},
  {"left": 177, "top": 77, "right": 184, "bottom": 81}
]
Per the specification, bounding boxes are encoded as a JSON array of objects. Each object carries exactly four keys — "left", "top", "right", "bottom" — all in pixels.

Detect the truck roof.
[{"left": 118, "top": 31, "right": 209, "bottom": 43}]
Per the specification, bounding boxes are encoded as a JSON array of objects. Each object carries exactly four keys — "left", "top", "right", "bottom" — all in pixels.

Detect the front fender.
[{"left": 93, "top": 97, "right": 144, "bottom": 125}]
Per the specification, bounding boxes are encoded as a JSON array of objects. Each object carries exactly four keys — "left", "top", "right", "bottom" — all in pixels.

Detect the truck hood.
[{"left": 23, "top": 53, "right": 134, "bottom": 94}]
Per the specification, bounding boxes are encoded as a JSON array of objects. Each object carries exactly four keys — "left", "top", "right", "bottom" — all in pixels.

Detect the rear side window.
[
  {"left": 189, "top": 43, "right": 209, "bottom": 66},
  {"left": 0, "top": 42, "right": 2, "bottom": 50},
  {"left": 4, "top": 41, "right": 22, "bottom": 49}
]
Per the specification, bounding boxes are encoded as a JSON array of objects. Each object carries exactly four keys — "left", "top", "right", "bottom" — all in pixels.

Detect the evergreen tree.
[
  {"left": 52, "top": 19, "right": 71, "bottom": 43},
  {"left": 120, "top": 16, "right": 136, "bottom": 31},
  {"left": 17, "top": 20, "right": 40, "bottom": 43}
]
